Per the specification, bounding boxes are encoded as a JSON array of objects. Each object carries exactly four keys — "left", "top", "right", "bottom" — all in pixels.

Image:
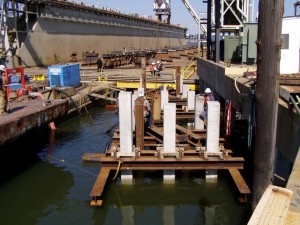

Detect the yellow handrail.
[{"left": 180, "top": 61, "right": 197, "bottom": 79}]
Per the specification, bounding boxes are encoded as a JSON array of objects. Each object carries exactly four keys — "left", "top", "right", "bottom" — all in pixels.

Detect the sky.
[{"left": 81, "top": 0, "right": 296, "bottom": 33}]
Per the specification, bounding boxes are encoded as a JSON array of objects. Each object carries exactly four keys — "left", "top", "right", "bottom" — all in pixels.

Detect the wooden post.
[
  {"left": 135, "top": 97, "right": 144, "bottom": 150},
  {"left": 175, "top": 66, "right": 181, "bottom": 97},
  {"left": 252, "top": 0, "right": 283, "bottom": 210},
  {"left": 141, "top": 57, "right": 146, "bottom": 91}
]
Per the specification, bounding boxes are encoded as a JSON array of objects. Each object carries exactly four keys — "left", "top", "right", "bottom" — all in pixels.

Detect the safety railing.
[{"left": 180, "top": 61, "right": 197, "bottom": 79}]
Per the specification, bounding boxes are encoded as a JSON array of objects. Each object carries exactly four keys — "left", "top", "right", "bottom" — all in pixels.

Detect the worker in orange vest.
[
  {"left": 200, "top": 87, "right": 214, "bottom": 122},
  {"left": 0, "top": 65, "right": 9, "bottom": 115},
  {"left": 204, "top": 88, "right": 214, "bottom": 111}
]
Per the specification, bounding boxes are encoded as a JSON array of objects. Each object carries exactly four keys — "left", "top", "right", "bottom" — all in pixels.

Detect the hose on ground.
[{"left": 53, "top": 88, "right": 82, "bottom": 116}]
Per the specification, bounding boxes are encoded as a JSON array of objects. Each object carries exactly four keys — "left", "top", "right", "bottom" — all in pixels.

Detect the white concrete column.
[
  {"left": 206, "top": 101, "right": 220, "bottom": 153},
  {"left": 182, "top": 84, "right": 189, "bottom": 99},
  {"left": 163, "top": 103, "right": 176, "bottom": 153},
  {"left": 137, "top": 87, "right": 144, "bottom": 96},
  {"left": 194, "top": 95, "right": 205, "bottom": 129},
  {"left": 119, "top": 91, "right": 133, "bottom": 154},
  {"left": 161, "top": 90, "right": 169, "bottom": 111},
  {"left": 163, "top": 103, "right": 176, "bottom": 181},
  {"left": 187, "top": 90, "right": 195, "bottom": 110}
]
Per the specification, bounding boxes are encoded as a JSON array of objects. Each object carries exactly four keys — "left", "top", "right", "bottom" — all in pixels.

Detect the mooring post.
[
  {"left": 252, "top": 0, "right": 283, "bottom": 210},
  {"left": 194, "top": 95, "right": 205, "bottom": 129},
  {"left": 205, "top": 101, "right": 221, "bottom": 180},
  {"left": 163, "top": 103, "right": 176, "bottom": 181}
]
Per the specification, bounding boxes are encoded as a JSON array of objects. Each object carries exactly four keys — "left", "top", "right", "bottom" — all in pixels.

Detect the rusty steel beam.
[
  {"left": 101, "top": 159, "right": 244, "bottom": 170},
  {"left": 83, "top": 153, "right": 244, "bottom": 170}
]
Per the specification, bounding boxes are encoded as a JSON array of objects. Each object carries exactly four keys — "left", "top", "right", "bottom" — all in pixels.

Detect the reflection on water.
[{"left": 0, "top": 106, "right": 250, "bottom": 225}]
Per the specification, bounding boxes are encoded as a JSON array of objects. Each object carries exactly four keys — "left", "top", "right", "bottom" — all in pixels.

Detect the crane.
[
  {"left": 153, "top": 0, "right": 171, "bottom": 24},
  {"left": 181, "top": 0, "right": 207, "bottom": 35}
]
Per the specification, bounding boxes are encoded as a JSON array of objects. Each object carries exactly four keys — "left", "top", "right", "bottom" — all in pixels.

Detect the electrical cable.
[
  {"left": 112, "top": 160, "right": 123, "bottom": 180},
  {"left": 234, "top": 76, "right": 250, "bottom": 96},
  {"left": 47, "top": 154, "right": 98, "bottom": 177}
]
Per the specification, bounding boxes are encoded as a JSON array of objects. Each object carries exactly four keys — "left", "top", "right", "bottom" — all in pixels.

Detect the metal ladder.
[{"left": 0, "top": 0, "right": 7, "bottom": 57}]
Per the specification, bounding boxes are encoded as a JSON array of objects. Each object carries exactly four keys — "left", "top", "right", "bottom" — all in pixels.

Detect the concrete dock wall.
[
  {"left": 198, "top": 57, "right": 300, "bottom": 178},
  {"left": 198, "top": 58, "right": 252, "bottom": 119}
]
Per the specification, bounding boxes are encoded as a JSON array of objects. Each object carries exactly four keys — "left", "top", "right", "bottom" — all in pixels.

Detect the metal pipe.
[
  {"left": 290, "top": 95, "right": 300, "bottom": 115},
  {"left": 248, "top": 89, "right": 254, "bottom": 150},
  {"left": 215, "top": 0, "right": 220, "bottom": 63}
]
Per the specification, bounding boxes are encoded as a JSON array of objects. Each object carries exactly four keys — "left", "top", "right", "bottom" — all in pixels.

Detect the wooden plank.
[
  {"left": 284, "top": 211, "right": 300, "bottom": 225},
  {"left": 90, "top": 167, "right": 111, "bottom": 197},
  {"left": 248, "top": 185, "right": 292, "bottom": 225},
  {"left": 88, "top": 93, "right": 116, "bottom": 102},
  {"left": 176, "top": 125, "right": 201, "bottom": 140},
  {"left": 228, "top": 169, "right": 251, "bottom": 194}
]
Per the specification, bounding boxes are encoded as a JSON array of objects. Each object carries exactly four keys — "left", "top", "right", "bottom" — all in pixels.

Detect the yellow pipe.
[
  {"left": 116, "top": 81, "right": 198, "bottom": 91},
  {"left": 112, "top": 160, "right": 123, "bottom": 180}
]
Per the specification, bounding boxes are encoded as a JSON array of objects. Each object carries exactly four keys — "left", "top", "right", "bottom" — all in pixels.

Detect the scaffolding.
[{"left": 295, "top": 0, "right": 300, "bottom": 16}]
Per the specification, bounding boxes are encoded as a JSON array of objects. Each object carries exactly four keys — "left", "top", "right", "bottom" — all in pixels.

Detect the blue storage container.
[{"left": 48, "top": 63, "right": 80, "bottom": 87}]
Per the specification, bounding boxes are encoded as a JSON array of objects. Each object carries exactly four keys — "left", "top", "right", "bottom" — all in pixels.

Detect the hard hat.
[
  {"left": 157, "top": 61, "right": 160, "bottom": 63},
  {"left": 138, "top": 93, "right": 144, "bottom": 97},
  {"left": 204, "top": 88, "right": 212, "bottom": 94},
  {"left": 152, "top": 62, "right": 155, "bottom": 65},
  {"left": 0, "top": 65, "right": 5, "bottom": 71}
]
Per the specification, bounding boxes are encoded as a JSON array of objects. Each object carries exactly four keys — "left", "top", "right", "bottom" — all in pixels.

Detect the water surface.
[{"left": 0, "top": 106, "right": 250, "bottom": 225}]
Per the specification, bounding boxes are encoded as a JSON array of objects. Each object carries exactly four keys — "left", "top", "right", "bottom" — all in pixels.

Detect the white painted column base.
[
  {"left": 121, "top": 170, "right": 134, "bottom": 183},
  {"left": 163, "top": 170, "right": 176, "bottom": 183},
  {"left": 205, "top": 170, "right": 218, "bottom": 181}
]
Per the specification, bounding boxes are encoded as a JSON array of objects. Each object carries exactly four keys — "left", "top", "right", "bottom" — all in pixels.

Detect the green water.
[{"left": 0, "top": 106, "right": 250, "bottom": 225}]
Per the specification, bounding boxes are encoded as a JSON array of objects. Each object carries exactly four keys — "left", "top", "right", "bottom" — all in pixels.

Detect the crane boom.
[{"left": 181, "top": 0, "right": 207, "bottom": 35}]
